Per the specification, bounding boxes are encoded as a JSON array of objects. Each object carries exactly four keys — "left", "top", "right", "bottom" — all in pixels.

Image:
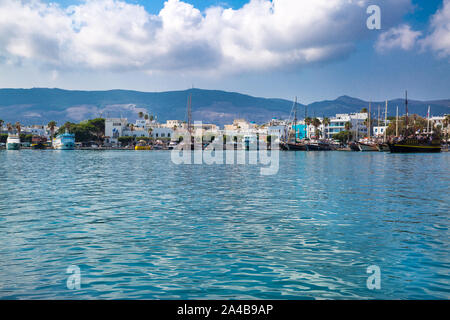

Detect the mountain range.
[{"left": 0, "top": 88, "right": 449, "bottom": 126}]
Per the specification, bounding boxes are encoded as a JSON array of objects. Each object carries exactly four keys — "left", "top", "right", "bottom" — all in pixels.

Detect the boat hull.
[
  {"left": 358, "top": 142, "right": 378, "bottom": 152},
  {"left": 54, "top": 143, "right": 75, "bottom": 150},
  {"left": 387, "top": 143, "right": 441, "bottom": 153},
  {"left": 349, "top": 142, "right": 360, "bottom": 151},
  {"left": 377, "top": 143, "right": 390, "bottom": 152},
  {"left": 281, "top": 142, "right": 306, "bottom": 151},
  {"left": 135, "top": 145, "right": 152, "bottom": 150},
  {"left": 6, "top": 142, "right": 20, "bottom": 150},
  {"left": 306, "top": 143, "right": 331, "bottom": 151},
  {"left": 32, "top": 143, "right": 46, "bottom": 150}
]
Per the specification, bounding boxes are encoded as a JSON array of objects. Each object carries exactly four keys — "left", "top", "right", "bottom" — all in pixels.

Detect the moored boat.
[
  {"left": 135, "top": 140, "right": 152, "bottom": 150},
  {"left": 388, "top": 136, "right": 441, "bottom": 153},
  {"left": 377, "top": 143, "right": 389, "bottom": 152},
  {"left": 349, "top": 142, "right": 361, "bottom": 151},
  {"left": 31, "top": 135, "right": 47, "bottom": 149},
  {"left": 53, "top": 131, "right": 75, "bottom": 150},
  {"left": 358, "top": 141, "right": 378, "bottom": 152},
  {"left": 305, "top": 140, "right": 332, "bottom": 151},
  {"left": 6, "top": 133, "right": 21, "bottom": 150},
  {"left": 387, "top": 91, "right": 441, "bottom": 153},
  {"left": 280, "top": 142, "right": 307, "bottom": 151}
]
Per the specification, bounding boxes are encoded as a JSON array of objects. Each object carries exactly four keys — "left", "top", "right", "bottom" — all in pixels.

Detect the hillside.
[{"left": 0, "top": 88, "right": 448, "bottom": 126}]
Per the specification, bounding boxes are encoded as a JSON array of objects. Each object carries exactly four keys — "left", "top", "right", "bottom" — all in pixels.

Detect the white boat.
[
  {"left": 53, "top": 131, "right": 75, "bottom": 150},
  {"left": 6, "top": 133, "right": 21, "bottom": 150}
]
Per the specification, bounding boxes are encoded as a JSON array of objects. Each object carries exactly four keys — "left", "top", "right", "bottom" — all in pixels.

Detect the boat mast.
[
  {"left": 405, "top": 90, "right": 409, "bottom": 130},
  {"left": 396, "top": 105, "right": 399, "bottom": 137},
  {"left": 304, "top": 103, "right": 308, "bottom": 139},
  {"left": 293, "top": 97, "right": 297, "bottom": 143},
  {"left": 384, "top": 100, "right": 388, "bottom": 142},
  {"left": 187, "top": 93, "right": 192, "bottom": 135},
  {"left": 368, "top": 101, "right": 371, "bottom": 139},
  {"left": 427, "top": 105, "right": 431, "bottom": 133},
  {"left": 378, "top": 105, "right": 380, "bottom": 128}
]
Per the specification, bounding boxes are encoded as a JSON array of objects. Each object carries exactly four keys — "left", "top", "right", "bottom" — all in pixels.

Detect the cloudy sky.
[{"left": 0, "top": 0, "right": 449, "bottom": 102}]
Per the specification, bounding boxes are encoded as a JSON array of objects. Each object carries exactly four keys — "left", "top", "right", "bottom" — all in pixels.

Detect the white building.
[
  {"left": 325, "top": 113, "right": 368, "bottom": 138},
  {"left": 104, "top": 118, "right": 128, "bottom": 144},
  {"left": 372, "top": 126, "right": 388, "bottom": 137}
]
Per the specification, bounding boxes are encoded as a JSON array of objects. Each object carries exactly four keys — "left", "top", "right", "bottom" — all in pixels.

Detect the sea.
[{"left": 0, "top": 150, "right": 448, "bottom": 299}]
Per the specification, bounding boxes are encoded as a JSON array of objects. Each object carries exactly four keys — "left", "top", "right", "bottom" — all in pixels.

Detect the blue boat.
[{"left": 52, "top": 131, "right": 75, "bottom": 150}]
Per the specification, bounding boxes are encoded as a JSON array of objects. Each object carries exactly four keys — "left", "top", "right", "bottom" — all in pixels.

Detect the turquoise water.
[{"left": 0, "top": 150, "right": 449, "bottom": 299}]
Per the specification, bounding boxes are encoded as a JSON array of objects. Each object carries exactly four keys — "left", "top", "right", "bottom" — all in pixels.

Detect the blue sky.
[{"left": 0, "top": 0, "right": 449, "bottom": 103}]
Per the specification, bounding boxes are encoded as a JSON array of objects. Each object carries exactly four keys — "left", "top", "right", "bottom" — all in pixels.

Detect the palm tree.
[
  {"left": 6, "top": 122, "right": 13, "bottom": 133},
  {"left": 138, "top": 112, "right": 144, "bottom": 119},
  {"left": 149, "top": 115, "right": 154, "bottom": 122},
  {"left": 312, "top": 118, "right": 321, "bottom": 138},
  {"left": 345, "top": 121, "right": 352, "bottom": 131},
  {"left": 361, "top": 107, "right": 368, "bottom": 113},
  {"left": 15, "top": 122, "right": 21, "bottom": 135},
  {"left": 304, "top": 117, "right": 312, "bottom": 139},
  {"left": 443, "top": 115, "right": 450, "bottom": 142},
  {"left": 322, "top": 117, "right": 330, "bottom": 138},
  {"left": 47, "top": 121, "right": 57, "bottom": 142},
  {"left": 144, "top": 114, "right": 149, "bottom": 121},
  {"left": 147, "top": 127, "right": 153, "bottom": 138}
]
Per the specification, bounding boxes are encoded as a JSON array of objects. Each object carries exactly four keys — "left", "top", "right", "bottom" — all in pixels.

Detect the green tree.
[
  {"left": 322, "top": 117, "right": 330, "bottom": 138},
  {"left": 333, "top": 130, "right": 353, "bottom": 143},
  {"left": 47, "top": 120, "right": 57, "bottom": 142},
  {"left": 344, "top": 121, "right": 352, "bottom": 131},
  {"left": 118, "top": 136, "right": 134, "bottom": 146},
  {"left": 15, "top": 122, "right": 21, "bottom": 134},
  {"left": 0, "top": 119, "right": 4, "bottom": 132},
  {"left": 312, "top": 118, "right": 321, "bottom": 138},
  {"left": 0, "top": 134, "right": 7, "bottom": 143},
  {"left": 138, "top": 111, "right": 144, "bottom": 119},
  {"left": 86, "top": 118, "right": 105, "bottom": 144}
]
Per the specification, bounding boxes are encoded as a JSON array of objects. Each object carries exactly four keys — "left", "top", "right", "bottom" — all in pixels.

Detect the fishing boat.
[
  {"left": 387, "top": 91, "right": 441, "bottom": 153},
  {"left": 6, "top": 133, "right": 21, "bottom": 150},
  {"left": 358, "top": 141, "right": 378, "bottom": 151},
  {"left": 280, "top": 142, "right": 307, "bottom": 151},
  {"left": 349, "top": 142, "right": 361, "bottom": 151},
  {"left": 388, "top": 135, "right": 441, "bottom": 153},
  {"left": 305, "top": 140, "right": 332, "bottom": 151},
  {"left": 280, "top": 97, "right": 307, "bottom": 151},
  {"left": 135, "top": 140, "right": 152, "bottom": 150},
  {"left": 377, "top": 143, "right": 390, "bottom": 152},
  {"left": 31, "top": 135, "right": 47, "bottom": 149},
  {"left": 53, "top": 130, "right": 75, "bottom": 150}
]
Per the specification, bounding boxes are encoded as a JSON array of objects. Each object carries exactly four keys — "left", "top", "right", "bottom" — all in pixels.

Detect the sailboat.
[
  {"left": 280, "top": 97, "right": 307, "bottom": 151},
  {"left": 387, "top": 91, "right": 441, "bottom": 153},
  {"left": 357, "top": 101, "right": 378, "bottom": 151},
  {"left": 377, "top": 100, "right": 390, "bottom": 152}
]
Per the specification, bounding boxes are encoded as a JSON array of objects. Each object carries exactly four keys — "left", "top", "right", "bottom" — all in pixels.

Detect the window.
[
  {"left": 161, "top": 133, "right": 165, "bottom": 137},
  {"left": 156, "top": 133, "right": 159, "bottom": 137},
  {"left": 168, "top": 133, "right": 171, "bottom": 137}
]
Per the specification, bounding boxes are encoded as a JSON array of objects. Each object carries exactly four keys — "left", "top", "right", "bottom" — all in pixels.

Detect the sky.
[{"left": 0, "top": 0, "right": 449, "bottom": 103}]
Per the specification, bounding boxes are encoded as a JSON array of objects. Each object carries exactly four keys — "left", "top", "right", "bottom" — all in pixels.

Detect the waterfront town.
[{"left": 1, "top": 107, "right": 449, "bottom": 152}]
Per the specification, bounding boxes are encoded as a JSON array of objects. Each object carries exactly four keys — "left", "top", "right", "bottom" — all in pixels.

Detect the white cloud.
[
  {"left": 421, "top": 0, "right": 450, "bottom": 58},
  {"left": 375, "top": 24, "right": 422, "bottom": 52},
  {"left": 0, "top": 0, "right": 412, "bottom": 74}
]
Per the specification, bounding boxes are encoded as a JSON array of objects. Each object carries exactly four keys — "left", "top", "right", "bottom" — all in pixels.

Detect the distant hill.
[{"left": 0, "top": 88, "right": 448, "bottom": 126}]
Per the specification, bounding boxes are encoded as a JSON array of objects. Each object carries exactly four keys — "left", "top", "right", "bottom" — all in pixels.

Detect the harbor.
[
  {"left": 1, "top": 93, "right": 449, "bottom": 153},
  {"left": 0, "top": 149, "right": 448, "bottom": 299}
]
